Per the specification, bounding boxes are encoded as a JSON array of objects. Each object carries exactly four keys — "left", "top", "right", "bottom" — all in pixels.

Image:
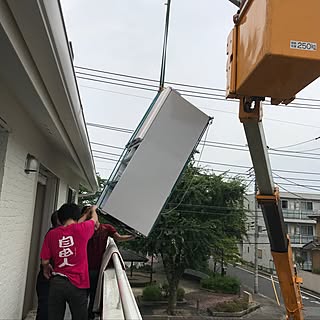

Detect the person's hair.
[
  {"left": 57, "top": 203, "right": 81, "bottom": 224},
  {"left": 81, "top": 204, "right": 92, "bottom": 215},
  {"left": 51, "top": 211, "right": 60, "bottom": 228}
]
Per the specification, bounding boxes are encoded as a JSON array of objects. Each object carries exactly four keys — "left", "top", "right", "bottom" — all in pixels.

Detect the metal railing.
[
  {"left": 289, "top": 234, "right": 314, "bottom": 244},
  {"left": 93, "top": 238, "right": 142, "bottom": 320},
  {"left": 282, "top": 209, "right": 316, "bottom": 220}
]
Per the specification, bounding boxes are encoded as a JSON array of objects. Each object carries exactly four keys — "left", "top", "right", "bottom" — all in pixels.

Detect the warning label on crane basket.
[{"left": 290, "top": 40, "right": 317, "bottom": 51}]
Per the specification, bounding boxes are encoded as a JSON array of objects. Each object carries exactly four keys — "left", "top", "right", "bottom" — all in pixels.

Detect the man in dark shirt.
[{"left": 82, "top": 206, "right": 134, "bottom": 319}]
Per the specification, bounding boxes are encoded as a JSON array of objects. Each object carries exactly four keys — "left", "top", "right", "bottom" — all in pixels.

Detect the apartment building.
[{"left": 241, "top": 192, "right": 320, "bottom": 272}]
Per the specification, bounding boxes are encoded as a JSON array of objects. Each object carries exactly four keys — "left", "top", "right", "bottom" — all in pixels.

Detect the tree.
[
  {"left": 129, "top": 163, "right": 247, "bottom": 314},
  {"left": 78, "top": 173, "right": 107, "bottom": 207}
]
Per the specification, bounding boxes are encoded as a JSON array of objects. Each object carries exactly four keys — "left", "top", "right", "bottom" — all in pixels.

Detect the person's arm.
[
  {"left": 78, "top": 206, "right": 91, "bottom": 223},
  {"left": 113, "top": 232, "right": 135, "bottom": 242},
  {"left": 78, "top": 205, "right": 100, "bottom": 229},
  {"left": 41, "top": 260, "right": 53, "bottom": 279},
  {"left": 89, "top": 205, "right": 100, "bottom": 230}
]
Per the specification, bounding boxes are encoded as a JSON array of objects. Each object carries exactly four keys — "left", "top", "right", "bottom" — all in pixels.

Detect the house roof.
[
  {"left": 119, "top": 249, "right": 148, "bottom": 262},
  {"left": 302, "top": 240, "right": 320, "bottom": 251},
  {"left": 0, "top": 0, "right": 97, "bottom": 191}
]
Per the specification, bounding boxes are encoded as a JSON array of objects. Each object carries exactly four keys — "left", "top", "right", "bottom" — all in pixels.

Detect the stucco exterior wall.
[
  {"left": 300, "top": 270, "right": 320, "bottom": 294},
  {"left": 0, "top": 84, "right": 82, "bottom": 319}
]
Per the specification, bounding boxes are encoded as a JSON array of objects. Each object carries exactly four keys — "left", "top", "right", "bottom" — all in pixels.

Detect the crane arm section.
[{"left": 239, "top": 98, "right": 303, "bottom": 320}]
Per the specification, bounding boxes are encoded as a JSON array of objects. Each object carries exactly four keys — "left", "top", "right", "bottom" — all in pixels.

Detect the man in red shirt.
[
  {"left": 40, "top": 203, "right": 99, "bottom": 320},
  {"left": 83, "top": 206, "right": 134, "bottom": 319}
]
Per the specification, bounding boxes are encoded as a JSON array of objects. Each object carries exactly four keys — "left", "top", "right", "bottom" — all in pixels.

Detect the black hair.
[
  {"left": 81, "top": 204, "right": 92, "bottom": 215},
  {"left": 57, "top": 203, "right": 81, "bottom": 224},
  {"left": 51, "top": 211, "right": 60, "bottom": 228}
]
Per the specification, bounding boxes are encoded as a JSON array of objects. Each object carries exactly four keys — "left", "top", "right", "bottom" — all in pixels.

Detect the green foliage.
[
  {"left": 125, "top": 162, "right": 247, "bottom": 314},
  {"left": 142, "top": 283, "right": 185, "bottom": 302},
  {"left": 176, "top": 287, "right": 185, "bottom": 301},
  {"left": 161, "top": 283, "right": 169, "bottom": 298},
  {"left": 142, "top": 285, "right": 162, "bottom": 301},
  {"left": 201, "top": 274, "right": 240, "bottom": 294},
  {"left": 78, "top": 173, "right": 107, "bottom": 207},
  {"left": 213, "top": 299, "right": 248, "bottom": 312}
]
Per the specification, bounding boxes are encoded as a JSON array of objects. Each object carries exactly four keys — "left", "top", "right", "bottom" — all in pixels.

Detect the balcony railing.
[
  {"left": 93, "top": 238, "right": 142, "bottom": 320},
  {"left": 289, "top": 234, "right": 314, "bottom": 244},
  {"left": 282, "top": 210, "right": 316, "bottom": 220}
]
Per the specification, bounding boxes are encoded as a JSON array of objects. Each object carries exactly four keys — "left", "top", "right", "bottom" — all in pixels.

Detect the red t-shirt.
[
  {"left": 87, "top": 224, "right": 117, "bottom": 271},
  {"left": 40, "top": 220, "right": 95, "bottom": 289}
]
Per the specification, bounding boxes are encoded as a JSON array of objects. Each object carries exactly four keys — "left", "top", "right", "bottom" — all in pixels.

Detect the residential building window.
[
  {"left": 301, "top": 225, "right": 313, "bottom": 236},
  {"left": 281, "top": 200, "right": 288, "bottom": 209},
  {"left": 248, "top": 247, "right": 249, "bottom": 253},
  {"left": 257, "top": 249, "right": 263, "bottom": 259},
  {"left": 67, "top": 187, "right": 76, "bottom": 203},
  {"left": 301, "top": 201, "right": 313, "bottom": 211}
]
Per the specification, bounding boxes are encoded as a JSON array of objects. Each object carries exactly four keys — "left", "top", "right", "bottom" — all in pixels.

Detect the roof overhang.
[{"left": 0, "top": 0, "right": 97, "bottom": 191}]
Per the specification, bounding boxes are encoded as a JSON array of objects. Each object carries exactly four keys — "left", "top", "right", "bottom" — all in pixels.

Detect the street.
[{"left": 227, "top": 265, "right": 320, "bottom": 319}]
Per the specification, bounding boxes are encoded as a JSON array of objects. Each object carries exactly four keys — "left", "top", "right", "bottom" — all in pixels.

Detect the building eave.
[{"left": 3, "top": 0, "right": 98, "bottom": 191}]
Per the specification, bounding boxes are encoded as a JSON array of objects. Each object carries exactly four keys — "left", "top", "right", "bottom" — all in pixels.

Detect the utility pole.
[{"left": 254, "top": 179, "right": 259, "bottom": 294}]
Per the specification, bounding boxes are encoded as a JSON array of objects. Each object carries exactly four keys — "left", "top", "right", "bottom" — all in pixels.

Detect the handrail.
[
  {"left": 112, "top": 253, "right": 142, "bottom": 319},
  {"left": 93, "top": 238, "right": 142, "bottom": 320}
]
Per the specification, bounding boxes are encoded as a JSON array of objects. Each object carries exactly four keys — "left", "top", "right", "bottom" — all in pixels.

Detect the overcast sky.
[{"left": 60, "top": 0, "right": 320, "bottom": 196}]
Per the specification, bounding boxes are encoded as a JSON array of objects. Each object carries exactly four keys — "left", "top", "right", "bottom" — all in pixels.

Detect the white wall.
[
  {"left": 0, "top": 84, "right": 82, "bottom": 319},
  {"left": 300, "top": 270, "right": 320, "bottom": 294}
]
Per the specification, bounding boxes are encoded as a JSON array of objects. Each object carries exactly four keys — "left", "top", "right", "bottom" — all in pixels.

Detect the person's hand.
[
  {"left": 94, "top": 220, "right": 100, "bottom": 231},
  {"left": 43, "top": 264, "right": 53, "bottom": 280}
]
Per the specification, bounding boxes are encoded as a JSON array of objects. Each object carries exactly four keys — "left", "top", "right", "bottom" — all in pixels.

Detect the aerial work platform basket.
[{"left": 226, "top": 0, "right": 320, "bottom": 103}]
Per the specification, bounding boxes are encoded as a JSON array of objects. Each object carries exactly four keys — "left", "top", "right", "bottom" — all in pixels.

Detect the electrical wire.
[
  {"left": 75, "top": 65, "right": 320, "bottom": 104},
  {"left": 272, "top": 136, "right": 320, "bottom": 150},
  {"left": 74, "top": 67, "right": 320, "bottom": 110}
]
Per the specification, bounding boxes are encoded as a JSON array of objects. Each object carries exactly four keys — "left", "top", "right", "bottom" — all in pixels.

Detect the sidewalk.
[{"left": 241, "top": 294, "right": 285, "bottom": 320}]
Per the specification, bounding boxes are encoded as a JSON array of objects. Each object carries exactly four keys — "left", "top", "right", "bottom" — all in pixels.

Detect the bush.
[
  {"left": 214, "top": 299, "right": 248, "bottom": 312},
  {"left": 161, "top": 282, "right": 169, "bottom": 298},
  {"left": 177, "top": 287, "right": 185, "bottom": 301},
  {"left": 160, "top": 283, "right": 185, "bottom": 301},
  {"left": 142, "top": 285, "right": 162, "bottom": 301},
  {"left": 201, "top": 275, "right": 240, "bottom": 294}
]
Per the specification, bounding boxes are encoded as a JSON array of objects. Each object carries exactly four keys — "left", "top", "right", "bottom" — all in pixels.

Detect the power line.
[
  {"left": 75, "top": 65, "right": 226, "bottom": 93},
  {"left": 79, "top": 85, "right": 152, "bottom": 100},
  {"left": 272, "top": 136, "right": 320, "bottom": 150},
  {"left": 78, "top": 74, "right": 320, "bottom": 110},
  {"left": 86, "top": 122, "right": 320, "bottom": 161},
  {"left": 86, "top": 122, "right": 133, "bottom": 133},
  {"left": 91, "top": 142, "right": 124, "bottom": 150},
  {"left": 75, "top": 66, "right": 320, "bottom": 110},
  {"left": 75, "top": 65, "right": 320, "bottom": 103}
]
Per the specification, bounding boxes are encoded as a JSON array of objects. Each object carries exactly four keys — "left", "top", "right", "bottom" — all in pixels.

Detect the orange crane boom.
[{"left": 226, "top": 0, "right": 320, "bottom": 318}]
